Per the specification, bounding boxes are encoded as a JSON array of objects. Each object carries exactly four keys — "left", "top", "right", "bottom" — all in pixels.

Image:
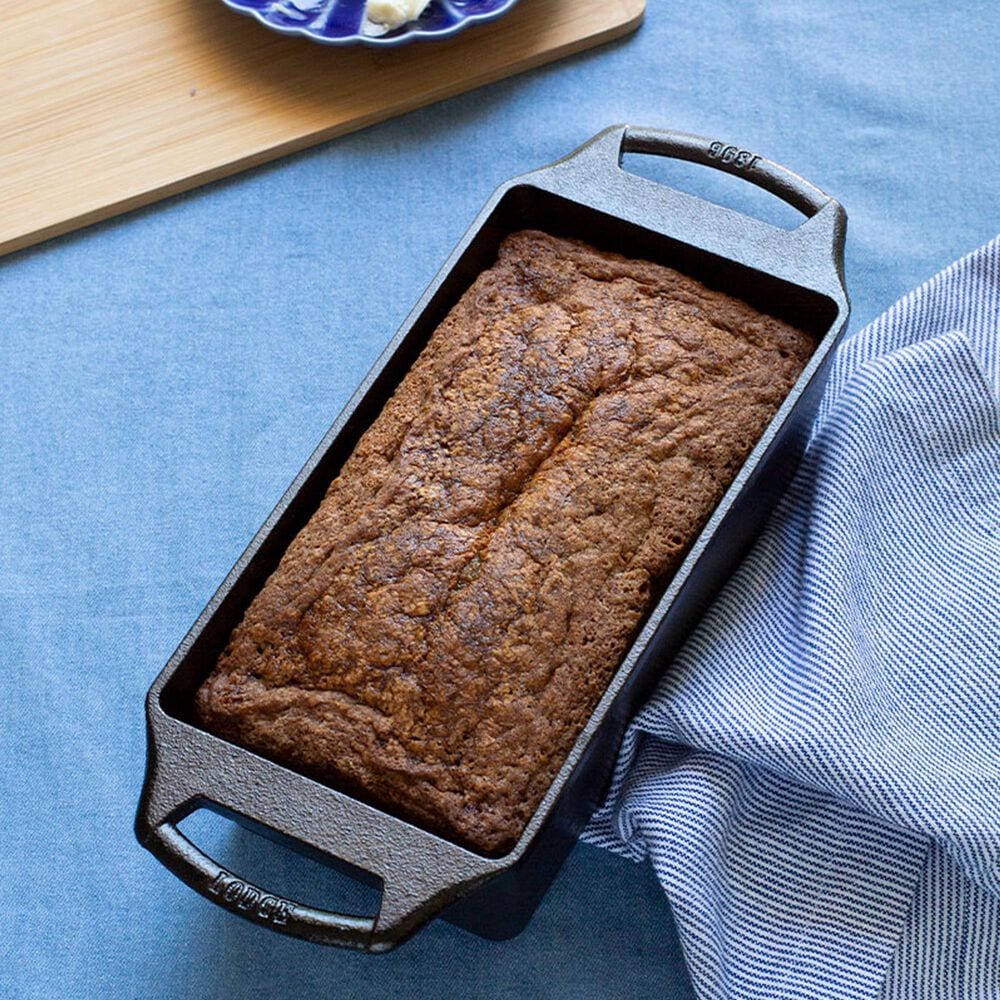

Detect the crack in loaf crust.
[{"left": 196, "top": 230, "right": 814, "bottom": 855}]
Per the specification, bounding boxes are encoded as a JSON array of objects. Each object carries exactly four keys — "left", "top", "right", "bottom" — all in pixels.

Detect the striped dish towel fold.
[{"left": 584, "top": 237, "right": 1000, "bottom": 999}]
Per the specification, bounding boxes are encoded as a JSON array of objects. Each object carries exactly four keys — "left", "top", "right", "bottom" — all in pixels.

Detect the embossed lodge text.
[{"left": 207, "top": 870, "right": 291, "bottom": 925}]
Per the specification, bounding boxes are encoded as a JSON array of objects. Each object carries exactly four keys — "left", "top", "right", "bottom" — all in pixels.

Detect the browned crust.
[{"left": 196, "top": 230, "right": 814, "bottom": 854}]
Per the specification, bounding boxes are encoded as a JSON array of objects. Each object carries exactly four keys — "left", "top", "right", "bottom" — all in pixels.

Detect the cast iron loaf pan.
[{"left": 136, "top": 126, "right": 849, "bottom": 952}]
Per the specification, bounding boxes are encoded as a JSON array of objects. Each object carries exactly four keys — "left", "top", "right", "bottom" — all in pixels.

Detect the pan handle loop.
[
  {"left": 618, "top": 126, "right": 831, "bottom": 219},
  {"left": 544, "top": 124, "right": 848, "bottom": 296},
  {"left": 141, "top": 817, "right": 377, "bottom": 950}
]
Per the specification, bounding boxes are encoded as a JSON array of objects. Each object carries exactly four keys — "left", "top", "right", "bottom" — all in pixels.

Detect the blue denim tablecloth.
[{"left": 2, "top": 2, "right": 998, "bottom": 997}]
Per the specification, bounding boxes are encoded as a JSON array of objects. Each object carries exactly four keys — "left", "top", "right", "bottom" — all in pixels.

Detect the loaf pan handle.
[
  {"left": 137, "top": 710, "right": 493, "bottom": 952},
  {"left": 619, "top": 126, "right": 830, "bottom": 218},
  {"left": 538, "top": 124, "right": 847, "bottom": 299},
  {"left": 141, "top": 816, "right": 377, "bottom": 950}
]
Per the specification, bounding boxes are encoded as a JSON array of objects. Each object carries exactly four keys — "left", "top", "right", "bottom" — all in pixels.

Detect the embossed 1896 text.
[{"left": 707, "top": 143, "right": 760, "bottom": 170}]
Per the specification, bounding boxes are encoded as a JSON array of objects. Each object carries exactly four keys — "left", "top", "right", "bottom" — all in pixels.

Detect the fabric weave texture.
[{"left": 584, "top": 237, "right": 1000, "bottom": 1000}]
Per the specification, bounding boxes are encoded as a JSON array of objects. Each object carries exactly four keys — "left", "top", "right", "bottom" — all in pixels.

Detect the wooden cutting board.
[{"left": 0, "top": 0, "right": 644, "bottom": 258}]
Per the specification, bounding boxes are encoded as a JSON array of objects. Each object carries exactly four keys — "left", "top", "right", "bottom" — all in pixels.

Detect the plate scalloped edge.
[{"left": 219, "top": 0, "right": 522, "bottom": 47}]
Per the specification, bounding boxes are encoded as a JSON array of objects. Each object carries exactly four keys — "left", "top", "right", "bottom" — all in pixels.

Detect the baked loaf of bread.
[{"left": 196, "top": 230, "right": 813, "bottom": 854}]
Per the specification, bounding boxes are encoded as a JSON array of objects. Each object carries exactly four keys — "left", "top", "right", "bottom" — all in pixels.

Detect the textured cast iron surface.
[{"left": 136, "top": 126, "right": 849, "bottom": 951}]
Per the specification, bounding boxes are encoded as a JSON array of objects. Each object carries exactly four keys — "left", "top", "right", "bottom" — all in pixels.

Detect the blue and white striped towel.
[{"left": 584, "top": 238, "right": 1000, "bottom": 999}]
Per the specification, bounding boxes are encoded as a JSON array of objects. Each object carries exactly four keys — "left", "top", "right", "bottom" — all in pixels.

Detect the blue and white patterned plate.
[{"left": 220, "top": 0, "right": 521, "bottom": 46}]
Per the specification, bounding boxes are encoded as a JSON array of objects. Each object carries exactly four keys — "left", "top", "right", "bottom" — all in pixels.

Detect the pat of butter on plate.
[{"left": 366, "top": 0, "right": 432, "bottom": 29}]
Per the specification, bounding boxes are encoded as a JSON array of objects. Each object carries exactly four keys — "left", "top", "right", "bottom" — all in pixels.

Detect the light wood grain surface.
[{"left": 0, "top": 0, "right": 644, "bottom": 257}]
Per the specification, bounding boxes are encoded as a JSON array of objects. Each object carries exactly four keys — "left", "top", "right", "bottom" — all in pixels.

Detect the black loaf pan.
[{"left": 136, "top": 126, "right": 849, "bottom": 952}]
